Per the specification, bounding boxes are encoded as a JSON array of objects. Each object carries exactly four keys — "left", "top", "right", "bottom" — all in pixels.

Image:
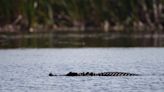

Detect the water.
[
  {"left": 0, "top": 48, "right": 164, "bottom": 92},
  {"left": 1, "top": 31, "right": 164, "bottom": 48}
]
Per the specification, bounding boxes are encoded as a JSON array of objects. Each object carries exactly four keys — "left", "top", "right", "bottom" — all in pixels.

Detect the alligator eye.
[{"left": 49, "top": 73, "right": 53, "bottom": 76}]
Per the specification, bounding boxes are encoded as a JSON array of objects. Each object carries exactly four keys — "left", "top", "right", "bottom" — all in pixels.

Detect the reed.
[{"left": 0, "top": 0, "right": 164, "bottom": 31}]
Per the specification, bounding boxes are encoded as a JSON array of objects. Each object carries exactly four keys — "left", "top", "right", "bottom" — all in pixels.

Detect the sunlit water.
[{"left": 0, "top": 48, "right": 164, "bottom": 92}]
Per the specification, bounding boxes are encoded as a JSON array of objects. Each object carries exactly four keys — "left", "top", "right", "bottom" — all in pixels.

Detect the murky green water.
[{"left": 0, "top": 31, "right": 164, "bottom": 48}]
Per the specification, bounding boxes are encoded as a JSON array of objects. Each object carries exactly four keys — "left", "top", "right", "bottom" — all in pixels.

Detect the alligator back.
[{"left": 49, "top": 72, "right": 140, "bottom": 76}]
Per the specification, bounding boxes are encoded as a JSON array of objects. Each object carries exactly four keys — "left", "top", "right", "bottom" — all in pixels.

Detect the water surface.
[{"left": 0, "top": 48, "right": 164, "bottom": 92}]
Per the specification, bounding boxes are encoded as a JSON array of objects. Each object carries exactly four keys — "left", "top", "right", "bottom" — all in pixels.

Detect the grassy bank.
[{"left": 0, "top": 0, "right": 164, "bottom": 32}]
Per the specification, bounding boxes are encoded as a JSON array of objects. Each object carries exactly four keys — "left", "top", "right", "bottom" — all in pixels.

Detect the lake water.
[{"left": 0, "top": 48, "right": 164, "bottom": 92}]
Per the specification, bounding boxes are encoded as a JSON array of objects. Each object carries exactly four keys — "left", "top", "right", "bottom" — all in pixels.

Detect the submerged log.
[{"left": 49, "top": 72, "right": 140, "bottom": 76}]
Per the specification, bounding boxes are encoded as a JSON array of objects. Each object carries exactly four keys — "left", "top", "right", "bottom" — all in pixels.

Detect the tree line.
[{"left": 0, "top": 0, "right": 164, "bottom": 32}]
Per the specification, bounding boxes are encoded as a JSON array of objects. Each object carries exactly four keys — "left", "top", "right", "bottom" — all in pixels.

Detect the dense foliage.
[{"left": 0, "top": 0, "right": 164, "bottom": 32}]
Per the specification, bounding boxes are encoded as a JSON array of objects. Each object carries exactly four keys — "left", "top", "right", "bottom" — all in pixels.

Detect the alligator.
[{"left": 49, "top": 72, "right": 140, "bottom": 76}]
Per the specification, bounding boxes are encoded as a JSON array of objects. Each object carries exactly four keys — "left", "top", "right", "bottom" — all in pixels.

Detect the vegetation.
[{"left": 0, "top": 0, "right": 164, "bottom": 32}]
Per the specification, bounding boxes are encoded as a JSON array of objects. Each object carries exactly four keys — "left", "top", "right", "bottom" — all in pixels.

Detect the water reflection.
[{"left": 0, "top": 31, "right": 164, "bottom": 48}]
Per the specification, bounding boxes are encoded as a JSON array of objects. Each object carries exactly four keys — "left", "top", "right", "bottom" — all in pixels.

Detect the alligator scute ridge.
[{"left": 49, "top": 72, "right": 140, "bottom": 76}]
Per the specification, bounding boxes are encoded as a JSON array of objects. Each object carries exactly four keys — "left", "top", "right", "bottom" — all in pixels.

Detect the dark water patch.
[{"left": 0, "top": 31, "right": 164, "bottom": 48}]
